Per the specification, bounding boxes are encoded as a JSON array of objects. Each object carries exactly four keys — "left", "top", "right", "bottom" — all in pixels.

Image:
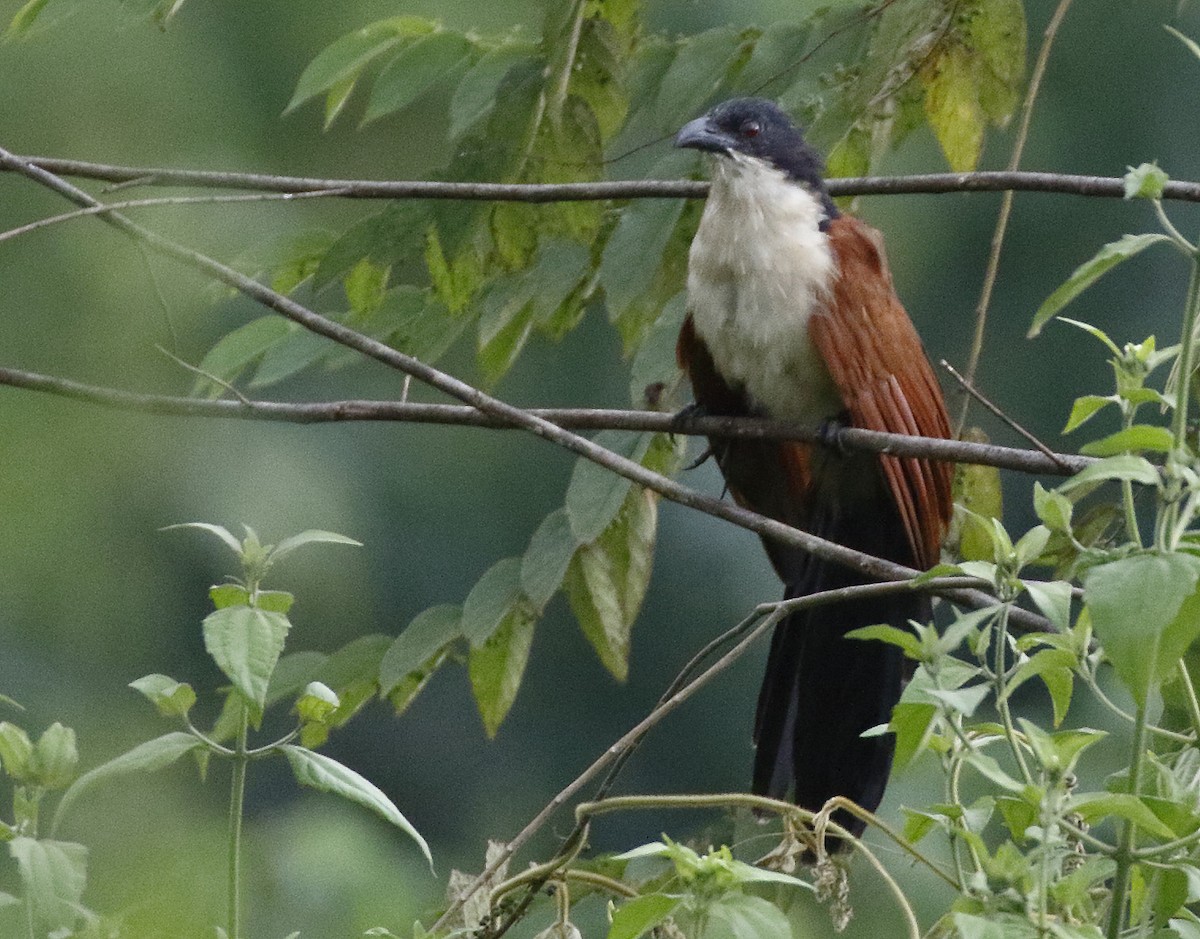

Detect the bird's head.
[{"left": 674, "top": 98, "right": 826, "bottom": 192}]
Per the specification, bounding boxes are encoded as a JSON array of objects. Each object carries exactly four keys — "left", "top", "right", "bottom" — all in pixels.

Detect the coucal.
[{"left": 674, "top": 98, "right": 953, "bottom": 834}]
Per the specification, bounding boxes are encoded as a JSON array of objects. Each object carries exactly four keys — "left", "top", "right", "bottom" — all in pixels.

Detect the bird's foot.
[
  {"left": 818, "top": 416, "right": 849, "bottom": 454},
  {"left": 669, "top": 401, "right": 707, "bottom": 438}
]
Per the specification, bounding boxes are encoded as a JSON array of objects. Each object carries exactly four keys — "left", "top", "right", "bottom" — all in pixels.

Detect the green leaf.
[
  {"left": 1079, "top": 424, "right": 1175, "bottom": 457},
  {"left": 1057, "top": 454, "right": 1161, "bottom": 493},
  {"left": 461, "top": 558, "right": 526, "bottom": 647},
  {"left": 0, "top": 722, "right": 34, "bottom": 781},
  {"left": 53, "top": 733, "right": 203, "bottom": 833},
  {"left": 9, "top": 838, "right": 87, "bottom": 930},
  {"left": 1023, "top": 581, "right": 1073, "bottom": 632},
  {"left": 845, "top": 624, "right": 923, "bottom": 658},
  {"left": 286, "top": 17, "right": 436, "bottom": 113},
  {"left": 379, "top": 604, "right": 463, "bottom": 696},
  {"left": 1063, "top": 394, "right": 1117, "bottom": 434},
  {"left": 280, "top": 745, "right": 432, "bottom": 867},
  {"left": 376, "top": 287, "right": 468, "bottom": 365},
  {"left": 967, "top": 0, "right": 1026, "bottom": 123},
  {"left": 364, "top": 31, "right": 473, "bottom": 124},
  {"left": 254, "top": 590, "right": 294, "bottom": 614},
  {"left": 477, "top": 288, "right": 534, "bottom": 385},
  {"left": 565, "top": 431, "right": 654, "bottom": 542},
  {"left": 704, "top": 892, "right": 793, "bottom": 939},
  {"left": 269, "top": 529, "right": 362, "bottom": 564},
  {"left": 449, "top": 43, "right": 534, "bottom": 140},
  {"left": 629, "top": 292, "right": 688, "bottom": 406},
  {"left": 650, "top": 26, "right": 744, "bottom": 130},
  {"left": 210, "top": 583, "right": 251, "bottom": 609},
  {"left": 323, "top": 73, "right": 358, "bottom": 129},
  {"left": 467, "top": 608, "right": 536, "bottom": 736},
  {"left": 1124, "top": 161, "right": 1170, "bottom": 200},
  {"left": 565, "top": 482, "right": 657, "bottom": 681},
  {"left": 927, "top": 683, "right": 990, "bottom": 717},
  {"left": 192, "top": 316, "right": 291, "bottom": 398},
  {"left": 1029, "top": 234, "right": 1173, "bottom": 337},
  {"left": 889, "top": 702, "right": 936, "bottom": 769},
  {"left": 1068, "top": 792, "right": 1177, "bottom": 840},
  {"left": 1085, "top": 553, "right": 1200, "bottom": 705},
  {"left": 1167, "top": 25, "right": 1200, "bottom": 63},
  {"left": 921, "top": 42, "right": 985, "bottom": 172},
  {"left": 607, "top": 893, "right": 682, "bottom": 939},
  {"left": 129, "top": 674, "right": 196, "bottom": 719},
  {"left": 521, "top": 509, "right": 580, "bottom": 612},
  {"left": 203, "top": 606, "right": 292, "bottom": 715},
  {"left": 1033, "top": 482, "right": 1074, "bottom": 532},
  {"left": 599, "top": 190, "right": 686, "bottom": 323},
  {"left": 164, "top": 521, "right": 243, "bottom": 554},
  {"left": 4, "top": 0, "right": 52, "bottom": 40}
]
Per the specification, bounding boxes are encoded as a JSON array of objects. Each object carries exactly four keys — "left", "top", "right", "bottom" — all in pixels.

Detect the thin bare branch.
[
  {"left": 9, "top": 157, "right": 1200, "bottom": 203},
  {"left": 941, "top": 360, "right": 1071, "bottom": 470},
  {"left": 433, "top": 577, "right": 977, "bottom": 935},
  {"left": 0, "top": 189, "right": 351, "bottom": 244},
  {"left": 956, "top": 0, "right": 1075, "bottom": 433},
  {"left": 0, "top": 363, "right": 1090, "bottom": 476}
]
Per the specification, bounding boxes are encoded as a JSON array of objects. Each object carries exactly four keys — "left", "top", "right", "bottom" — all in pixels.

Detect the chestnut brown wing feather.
[{"left": 809, "top": 215, "right": 953, "bottom": 568}]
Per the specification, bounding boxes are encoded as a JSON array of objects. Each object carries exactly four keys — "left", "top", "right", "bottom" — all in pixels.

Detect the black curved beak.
[{"left": 674, "top": 116, "right": 734, "bottom": 155}]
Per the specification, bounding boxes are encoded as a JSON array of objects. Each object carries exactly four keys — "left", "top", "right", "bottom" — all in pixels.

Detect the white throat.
[{"left": 687, "top": 154, "right": 841, "bottom": 423}]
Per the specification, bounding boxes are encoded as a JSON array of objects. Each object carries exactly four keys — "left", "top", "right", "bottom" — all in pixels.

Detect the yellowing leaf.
[{"left": 921, "top": 42, "right": 985, "bottom": 172}]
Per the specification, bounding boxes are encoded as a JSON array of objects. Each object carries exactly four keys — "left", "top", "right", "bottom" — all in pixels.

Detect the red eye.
[{"left": 741, "top": 121, "right": 761, "bottom": 138}]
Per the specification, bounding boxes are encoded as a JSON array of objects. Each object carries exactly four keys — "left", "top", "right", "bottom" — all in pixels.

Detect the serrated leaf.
[
  {"left": 281, "top": 745, "right": 432, "bottom": 867},
  {"left": 364, "top": 31, "right": 473, "bottom": 124},
  {"left": 1085, "top": 553, "right": 1200, "bottom": 705},
  {"left": 203, "top": 607, "right": 291, "bottom": 714},
  {"left": 449, "top": 43, "right": 534, "bottom": 140},
  {"left": 379, "top": 604, "right": 463, "bottom": 695},
  {"left": 52, "top": 733, "right": 203, "bottom": 833},
  {"left": 9, "top": 838, "right": 87, "bottom": 930},
  {"left": 607, "top": 893, "right": 682, "bottom": 939},
  {"left": 1079, "top": 424, "right": 1175, "bottom": 457},
  {"left": 468, "top": 609, "right": 536, "bottom": 736},
  {"left": 521, "top": 509, "right": 580, "bottom": 612},
  {"left": 1029, "top": 234, "right": 1173, "bottom": 337},
  {"left": 705, "top": 891, "right": 794, "bottom": 939},
  {"left": 461, "top": 558, "right": 526, "bottom": 646},
  {"left": 286, "top": 17, "right": 436, "bottom": 114}
]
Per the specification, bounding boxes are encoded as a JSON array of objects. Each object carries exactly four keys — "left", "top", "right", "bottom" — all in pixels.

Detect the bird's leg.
[{"left": 670, "top": 402, "right": 718, "bottom": 470}]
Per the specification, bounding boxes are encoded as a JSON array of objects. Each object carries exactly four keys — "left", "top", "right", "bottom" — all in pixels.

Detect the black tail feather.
[{"left": 751, "top": 494, "right": 925, "bottom": 839}]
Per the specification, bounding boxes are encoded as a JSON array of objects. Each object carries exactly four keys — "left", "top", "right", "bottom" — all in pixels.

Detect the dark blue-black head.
[{"left": 674, "top": 98, "right": 826, "bottom": 192}]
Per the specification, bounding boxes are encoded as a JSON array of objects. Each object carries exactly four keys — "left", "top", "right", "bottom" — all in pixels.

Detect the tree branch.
[
  {"left": 0, "top": 363, "right": 1089, "bottom": 477},
  {"left": 0, "top": 146, "right": 1047, "bottom": 631},
  {"left": 8, "top": 158, "right": 1200, "bottom": 204}
]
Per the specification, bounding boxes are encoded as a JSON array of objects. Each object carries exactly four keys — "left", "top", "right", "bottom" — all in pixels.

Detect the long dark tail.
[{"left": 751, "top": 508, "right": 925, "bottom": 837}]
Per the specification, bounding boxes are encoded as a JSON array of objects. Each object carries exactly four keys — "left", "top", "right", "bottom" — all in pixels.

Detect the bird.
[{"left": 673, "top": 98, "right": 953, "bottom": 836}]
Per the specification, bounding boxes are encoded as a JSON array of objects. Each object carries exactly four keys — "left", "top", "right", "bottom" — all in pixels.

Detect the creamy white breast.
[{"left": 687, "top": 153, "right": 842, "bottom": 423}]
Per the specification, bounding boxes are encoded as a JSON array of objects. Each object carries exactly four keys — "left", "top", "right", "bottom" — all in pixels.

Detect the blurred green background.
[{"left": 1, "top": 0, "right": 1199, "bottom": 935}]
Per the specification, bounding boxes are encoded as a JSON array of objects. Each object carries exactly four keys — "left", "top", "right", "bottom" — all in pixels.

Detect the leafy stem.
[
  {"left": 226, "top": 703, "right": 249, "bottom": 939},
  {"left": 1107, "top": 702, "right": 1150, "bottom": 939}
]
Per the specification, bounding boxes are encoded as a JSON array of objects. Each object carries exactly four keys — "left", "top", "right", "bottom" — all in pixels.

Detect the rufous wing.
[{"left": 809, "top": 215, "right": 953, "bottom": 569}]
